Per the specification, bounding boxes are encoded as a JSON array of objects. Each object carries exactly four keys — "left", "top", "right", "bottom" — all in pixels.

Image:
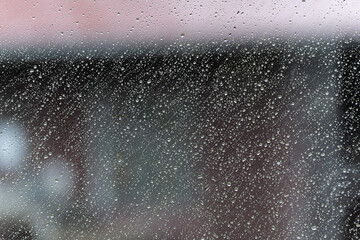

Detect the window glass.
[{"left": 0, "top": 1, "right": 359, "bottom": 239}]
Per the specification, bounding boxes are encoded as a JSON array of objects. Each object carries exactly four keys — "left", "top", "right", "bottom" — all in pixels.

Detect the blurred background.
[
  {"left": 0, "top": 0, "right": 360, "bottom": 47},
  {"left": 1, "top": 1, "right": 360, "bottom": 240}
]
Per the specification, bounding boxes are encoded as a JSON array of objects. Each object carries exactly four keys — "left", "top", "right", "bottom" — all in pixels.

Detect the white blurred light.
[
  {"left": 41, "top": 161, "right": 74, "bottom": 196},
  {"left": 0, "top": 121, "right": 27, "bottom": 170}
]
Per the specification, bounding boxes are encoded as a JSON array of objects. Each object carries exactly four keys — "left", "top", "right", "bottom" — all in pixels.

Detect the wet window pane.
[{"left": 0, "top": 1, "right": 360, "bottom": 239}]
